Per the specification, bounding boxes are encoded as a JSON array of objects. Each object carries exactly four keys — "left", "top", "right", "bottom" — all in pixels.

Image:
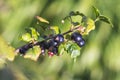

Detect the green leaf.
[
  {"left": 58, "top": 43, "right": 65, "bottom": 55},
  {"left": 30, "top": 28, "right": 40, "bottom": 40},
  {"left": 38, "top": 37, "right": 45, "bottom": 42},
  {"left": 24, "top": 46, "right": 41, "bottom": 61},
  {"left": 68, "top": 43, "right": 81, "bottom": 59},
  {"left": 21, "top": 33, "right": 32, "bottom": 42},
  {"left": 99, "top": 15, "right": 113, "bottom": 27},
  {"left": 92, "top": 6, "right": 101, "bottom": 18},
  {"left": 0, "top": 36, "right": 16, "bottom": 61},
  {"left": 50, "top": 26, "right": 60, "bottom": 34},
  {"left": 64, "top": 41, "right": 81, "bottom": 59},
  {"left": 82, "top": 18, "right": 95, "bottom": 35},
  {"left": 36, "top": 16, "right": 49, "bottom": 24}
]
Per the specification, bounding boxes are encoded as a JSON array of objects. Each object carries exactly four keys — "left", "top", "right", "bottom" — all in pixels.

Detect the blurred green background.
[{"left": 0, "top": 0, "right": 120, "bottom": 80}]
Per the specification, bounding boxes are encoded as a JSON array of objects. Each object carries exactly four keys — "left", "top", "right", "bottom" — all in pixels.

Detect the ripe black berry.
[
  {"left": 48, "top": 47, "right": 58, "bottom": 56},
  {"left": 19, "top": 43, "right": 33, "bottom": 55},
  {"left": 19, "top": 48, "right": 26, "bottom": 55},
  {"left": 71, "top": 32, "right": 82, "bottom": 42},
  {"left": 39, "top": 41, "right": 49, "bottom": 49},
  {"left": 77, "top": 39, "right": 85, "bottom": 47},
  {"left": 48, "top": 39, "right": 58, "bottom": 47},
  {"left": 54, "top": 34, "right": 64, "bottom": 43},
  {"left": 51, "top": 47, "right": 58, "bottom": 54}
]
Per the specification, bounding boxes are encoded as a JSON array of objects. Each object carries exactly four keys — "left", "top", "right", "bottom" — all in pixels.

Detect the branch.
[{"left": 16, "top": 25, "right": 81, "bottom": 54}]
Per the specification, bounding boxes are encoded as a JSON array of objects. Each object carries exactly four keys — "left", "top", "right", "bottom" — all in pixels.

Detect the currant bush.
[{"left": 16, "top": 7, "right": 112, "bottom": 61}]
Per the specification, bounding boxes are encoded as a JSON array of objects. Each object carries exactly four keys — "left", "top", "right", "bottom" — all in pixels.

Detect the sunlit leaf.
[
  {"left": 21, "top": 33, "right": 32, "bottom": 42},
  {"left": 36, "top": 16, "right": 49, "bottom": 24},
  {"left": 50, "top": 26, "right": 60, "bottom": 34},
  {"left": 99, "top": 15, "right": 113, "bottom": 27},
  {"left": 24, "top": 46, "right": 41, "bottom": 61},
  {"left": 30, "top": 28, "right": 40, "bottom": 40},
  {"left": 0, "top": 36, "right": 16, "bottom": 61},
  {"left": 82, "top": 18, "right": 95, "bottom": 35},
  {"left": 92, "top": 6, "right": 101, "bottom": 18}
]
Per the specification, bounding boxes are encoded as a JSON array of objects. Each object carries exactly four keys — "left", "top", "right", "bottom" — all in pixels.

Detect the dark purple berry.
[
  {"left": 48, "top": 47, "right": 58, "bottom": 56},
  {"left": 48, "top": 39, "right": 58, "bottom": 47},
  {"left": 77, "top": 39, "right": 85, "bottom": 47},
  {"left": 54, "top": 34, "right": 64, "bottom": 43},
  {"left": 40, "top": 41, "right": 49, "bottom": 49},
  {"left": 19, "top": 43, "right": 33, "bottom": 55},
  {"left": 52, "top": 47, "right": 58, "bottom": 54},
  {"left": 19, "top": 48, "right": 26, "bottom": 55},
  {"left": 71, "top": 32, "right": 82, "bottom": 42}
]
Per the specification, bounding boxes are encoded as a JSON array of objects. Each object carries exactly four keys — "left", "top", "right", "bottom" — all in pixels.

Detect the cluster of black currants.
[
  {"left": 39, "top": 34, "right": 64, "bottom": 56},
  {"left": 18, "top": 32, "right": 85, "bottom": 56},
  {"left": 71, "top": 32, "right": 85, "bottom": 47}
]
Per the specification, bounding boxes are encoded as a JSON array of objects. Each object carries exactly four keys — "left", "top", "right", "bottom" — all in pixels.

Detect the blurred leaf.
[
  {"left": 99, "top": 15, "right": 113, "bottom": 27},
  {"left": 21, "top": 33, "right": 32, "bottom": 42},
  {"left": 36, "top": 16, "right": 49, "bottom": 24},
  {"left": 0, "top": 36, "right": 16, "bottom": 61},
  {"left": 68, "top": 43, "right": 81, "bottom": 59},
  {"left": 64, "top": 41, "right": 81, "bottom": 59},
  {"left": 92, "top": 6, "right": 101, "bottom": 18},
  {"left": 50, "top": 26, "right": 60, "bottom": 34},
  {"left": 24, "top": 46, "right": 41, "bottom": 61},
  {"left": 58, "top": 43, "right": 65, "bottom": 55},
  {"left": 38, "top": 37, "right": 45, "bottom": 42},
  {"left": 82, "top": 18, "right": 95, "bottom": 35}
]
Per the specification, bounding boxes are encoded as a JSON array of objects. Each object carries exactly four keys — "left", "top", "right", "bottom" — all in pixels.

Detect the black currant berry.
[
  {"left": 19, "top": 48, "right": 26, "bottom": 55},
  {"left": 48, "top": 39, "right": 58, "bottom": 47},
  {"left": 40, "top": 41, "right": 49, "bottom": 49},
  {"left": 54, "top": 34, "right": 64, "bottom": 43},
  {"left": 77, "top": 39, "right": 85, "bottom": 47},
  {"left": 48, "top": 46, "right": 58, "bottom": 56},
  {"left": 51, "top": 47, "right": 58, "bottom": 54},
  {"left": 19, "top": 43, "right": 33, "bottom": 55},
  {"left": 71, "top": 32, "right": 82, "bottom": 42}
]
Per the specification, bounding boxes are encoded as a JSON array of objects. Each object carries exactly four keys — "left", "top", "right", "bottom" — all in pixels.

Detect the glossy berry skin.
[
  {"left": 77, "top": 39, "right": 85, "bottom": 47},
  {"left": 54, "top": 34, "right": 64, "bottom": 43},
  {"left": 41, "top": 47, "right": 45, "bottom": 55},
  {"left": 48, "top": 39, "right": 58, "bottom": 47},
  {"left": 71, "top": 32, "right": 82, "bottom": 42}
]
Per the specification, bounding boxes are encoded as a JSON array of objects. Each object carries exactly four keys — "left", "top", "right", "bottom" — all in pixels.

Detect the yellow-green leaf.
[
  {"left": 24, "top": 46, "right": 41, "bottom": 61},
  {"left": 50, "top": 26, "right": 60, "bottom": 34},
  {"left": 82, "top": 18, "right": 95, "bottom": 35},
  {"left": 92, "top": 6, "right": 101, "bottom": 18},
  {"left": 36, "top": 16, "right": 49, "bottom": 24},
  {"left": 30, "top": 28, "right": 40, "bottom": 41},
  {"left": 21, "top": 33, "right": 32, "bottom": 42},
  {"left": 0, "top": 36, "right": 16, "bottom": 61}
]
